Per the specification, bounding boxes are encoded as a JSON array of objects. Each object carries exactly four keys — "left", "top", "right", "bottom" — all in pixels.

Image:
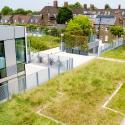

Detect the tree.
[
  {"left": 110, "top": 26, "right": 124, "bottom": 37},
  {"left": 105, "top": 4, "right": 111, "bottom": 10},
  {"left": 56, "top": 7, "right": 73, "bottom": 24},
  {"left": 66, "top": 15, "right": 92, "bottom": 36},
  {"left": 69, "top": 2, "right": 82, "bottom": 10},
  {"left": 1, "top": 6, "right": 13, "bottom": 15},
  {"left": 64, "top": 15, "right": 92, "bottom": 51},
  {"left": 14, "top": 8, "right": 27, "bottom": 15}
]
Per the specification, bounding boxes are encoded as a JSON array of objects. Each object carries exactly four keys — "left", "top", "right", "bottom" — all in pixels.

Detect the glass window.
[
  {"left": 0, "top": 41, "right": 6, "bottom": 79},
  {"left": 15, "top": 38, "right": 26, "bottom": 73}
]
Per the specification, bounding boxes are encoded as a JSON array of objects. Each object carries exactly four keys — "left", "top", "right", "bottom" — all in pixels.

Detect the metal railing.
[
  {"left": 0, "top": 55, "right": 73, "bottom": 103},
  {"left": 98, "top": 39, "right": 125, "bottom": 56}
]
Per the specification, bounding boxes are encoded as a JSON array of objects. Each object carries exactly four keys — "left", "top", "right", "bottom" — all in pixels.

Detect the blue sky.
[{"left": 0, "top": 0, "right": 125, "bottom": 11}]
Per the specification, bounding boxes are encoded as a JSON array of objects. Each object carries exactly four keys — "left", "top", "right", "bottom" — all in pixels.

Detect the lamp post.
[{"left": 60, "top": 33, "right": 64, "bottom": 51}]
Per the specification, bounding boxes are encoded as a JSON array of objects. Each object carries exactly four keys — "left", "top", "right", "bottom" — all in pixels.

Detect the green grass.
[
  {"left": 102, "top": 45, "right": 125, "bottom": 60},
  {"left": 1, "top": 60, "right": 125, "bottom": 125},
  {"left": 28, "top": 35, "right": 60, "bottom": 52},
  {"left": 108, "top": 83, "right": 125, "bottom": 114}
]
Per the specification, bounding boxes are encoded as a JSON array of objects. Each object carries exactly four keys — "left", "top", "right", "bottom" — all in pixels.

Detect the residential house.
[
  {"left": 0, "top": 25, "right": 27, "bottom": 101},
  {"left": 40, "top": 1, "right": 60, "bottom": 26},
  {"left": 0, "top": 15, "right": 13, "bottom": 24},
  {"left": 28, "top": 15, "right": 42, "bottom": 25},
  {"left": 12, "top": 15, "right": 31, "bottom": 24},
  {"left": 95, "top": 15, "right": 116, "bottom": 42}
]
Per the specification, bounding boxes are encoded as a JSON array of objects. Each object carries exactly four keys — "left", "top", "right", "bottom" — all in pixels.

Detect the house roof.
[
  {"left": 96, "top": 15, "right": 115, "bottom": 18},
  {"left": 13, "top": 15, "right": 31, "bottom": 23},
  {"left": 95, "top": 15, "right": 116, "bottom": 25},
  {"left": 29, "top": 15, "right": 42, "bottom": 24},
  {"left": 40, "top": 6, "right": 60, "bottom": 15},
  {"left": 72, "top": 8, "right": 83, "bottom": 15},
  {"left": 1, "top": 15, "right": 12, "bottom": 20}
]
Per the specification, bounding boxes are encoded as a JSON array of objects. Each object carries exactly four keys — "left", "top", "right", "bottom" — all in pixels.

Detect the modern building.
[{"left": 0, "top": 25, "right": 27, "bottom": 101}]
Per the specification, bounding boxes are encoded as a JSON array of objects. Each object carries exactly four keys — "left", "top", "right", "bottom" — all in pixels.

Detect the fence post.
[
  {"left": 6, "top": 84, "right": 10, "bottom": 100},
  {"left": 58, "top": 56, "right": 61, "bottom": 75},
  {"left": 48, "top": 54, "right": 50, "bottom": 80},
  {"left": 98, "top": 46, "right": 100, "bottom": 56},
  {"left": 71, "top": 58, "right": 73, "bottom": 69},
  {"left": 36, "top": 72, "right": 39, "bottom": 86},
  {"left": 66, "top": 60, "right": 69, "bottom": 70}
]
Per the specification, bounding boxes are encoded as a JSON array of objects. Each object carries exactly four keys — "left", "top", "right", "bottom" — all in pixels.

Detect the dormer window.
[
  {"left": 22, "top": 20, "right": 24, "bottom": 23},
  {"left": 35, "top": 19, "right": 38, "bottom": 23},
  {"left": 48, "top": 13, "right": 50, "bottom": 18},
  {"left": 122, "top": 11, "right": 125, "bottom": 15},
  {"left": 31, "top": 19, "right": 33, "bottom": 23}
]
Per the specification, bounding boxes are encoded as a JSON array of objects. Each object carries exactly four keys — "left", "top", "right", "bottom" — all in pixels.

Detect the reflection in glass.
[
  {"left": 0, "top": 41, "right": 6, "bottom": 79},
  {"left": 16, "top": 38, "right": 26, "bottom": 73}
]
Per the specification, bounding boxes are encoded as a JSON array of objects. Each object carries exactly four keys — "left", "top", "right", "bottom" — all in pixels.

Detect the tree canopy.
[
  {"left": 64, "top": 15, "right": 92, "bottom": 50},
  {"left": 105, "top": 4, "right": 111, "bottom": 10},
  {"left": 66, "top": 15, "right": 92, "bottom": 36},
  {"left": 1, "top": 6, "right": 13, "bottom": 15},
  {"left": 14, "top": 8, "right": 32, "bottom": 15},
  {"left": 0, "top": 6, "right": 32, "bottom": 15},
  {"left": 56, "top": 7, "right": 73, "bottom": 24},
  {"left": 68, "top": 2, "right": 82, "bottom": 10},
  {"left": 110, "top": 26, "right": 124, "bottom": 37}
]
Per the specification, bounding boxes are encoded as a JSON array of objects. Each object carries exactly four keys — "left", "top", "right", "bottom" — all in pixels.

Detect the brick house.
[
  {"left": 95, "top": 15, "right": 116, "bottom": 42},
  {"left": 39, "top": 1, "right": 60, "bottom": 26},
  {"left": 0, "top": 15, "right": 13, "bottom": 24},
  {"left": 28, "top": 15, "right": 42, "bottom": 25},
  {"left": 12, "top": 15, "right": 31, "bottom": 24}
]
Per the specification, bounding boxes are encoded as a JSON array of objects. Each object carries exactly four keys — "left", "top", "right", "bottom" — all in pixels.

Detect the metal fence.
[
  {"left": 98, "top": 39, "right": 125, "bottom": 56},
  {"left": 0, "top": 54, "right": 73, "bottom": 103}
]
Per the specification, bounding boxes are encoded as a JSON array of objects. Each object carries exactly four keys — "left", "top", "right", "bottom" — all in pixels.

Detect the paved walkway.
[
  {"left": 98, "top": 57, "right": 125, "bottom": 63},
  {"left": 31, "top": 47, "right": 96, "bottom": 68}
]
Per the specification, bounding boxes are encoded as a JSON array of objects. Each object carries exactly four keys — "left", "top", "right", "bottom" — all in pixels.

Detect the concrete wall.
[
  {"left": 0, "top": 26, "right": 25, "bottom": 41},
  {"left": 0, "top": 25, "right": 26, "bottom": 80}
]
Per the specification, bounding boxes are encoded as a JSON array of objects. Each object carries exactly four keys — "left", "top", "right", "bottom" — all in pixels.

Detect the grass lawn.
[
  {"left": 101, "top": 45, "right": 125, "bottom": 60},
  {"left": 108, "top": 83, "right": 125, "bottom": 114},
  {"left": 1, "top": 60, "right": 125, "bottom": 125},
  {"left": 28, "top": 35, "right": 60, "bottom": 52}
]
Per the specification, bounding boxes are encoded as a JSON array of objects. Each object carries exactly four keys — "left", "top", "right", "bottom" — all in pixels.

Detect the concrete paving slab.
[{"left": 25, "top": 63, "right": 47, "bottom": 76}]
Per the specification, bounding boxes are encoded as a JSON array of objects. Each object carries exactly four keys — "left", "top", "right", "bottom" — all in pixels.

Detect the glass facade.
[
  {"left": 15, "top": 38, "right": 26, "bottom": 73},
  {"left": 0, "top": 41, "right": 6, "bottom": 79}
]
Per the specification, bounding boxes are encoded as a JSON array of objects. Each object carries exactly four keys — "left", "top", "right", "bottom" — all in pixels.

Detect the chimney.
[
  {"left": 90, "top": 4, "right": 94, "bottom": 10},
  {"left": 118, "top": 4, "right": 121, "bottom": 9},
  {"left": 84, "top": 4, "right": 87, "bottom": 9},
  {"left": 64, "top": 2, "right": 68, "bottom": 7},
  {"left": 53, "top": 0, "right": 58, "bottom": 8}
]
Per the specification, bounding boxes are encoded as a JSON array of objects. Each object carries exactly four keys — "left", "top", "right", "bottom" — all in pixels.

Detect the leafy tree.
[
  {"left": 27, "top": 24, "right": 38, "bottom": 31},
  {"left": 64, "top": 15, "right": 92, "bottom": 50},
  {"left": 13, "top": 8, "right": 32, "bottom": 15},
  {"left": 110, "top": 26, "right": 124, "bottom": 37},
  {"left": 1, "top": 6, "right": 13, "bottom": 15},
  {"left": 68, "top": 2, "right": 82, "bottom": 10},
  {"left": 105, "top": 4, "right": 111, "bottom": 10},
  {"left": 25, "top": 10, "right": 32, "bottom": 14},
  {"left": 14, "top": 8, "right": 27, "bottom": 15},
  {"left": 56, "top": 7, "right": 73, "bottom": 24},
  {"left": 66, "top": 15, "right": 92, "bottom": 36}
]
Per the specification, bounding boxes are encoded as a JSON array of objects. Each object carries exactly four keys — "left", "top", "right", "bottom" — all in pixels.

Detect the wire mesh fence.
[
  {"left": 0, "top": 55, "right": 73, "bottom": 103},
  {"left": 98, "top": 39, "right": 125, "bottom": 56}
]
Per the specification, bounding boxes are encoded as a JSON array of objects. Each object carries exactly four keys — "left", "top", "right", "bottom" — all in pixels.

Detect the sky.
[{"left": 0, "top": 0, "right": 125, "bottom": 11}]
